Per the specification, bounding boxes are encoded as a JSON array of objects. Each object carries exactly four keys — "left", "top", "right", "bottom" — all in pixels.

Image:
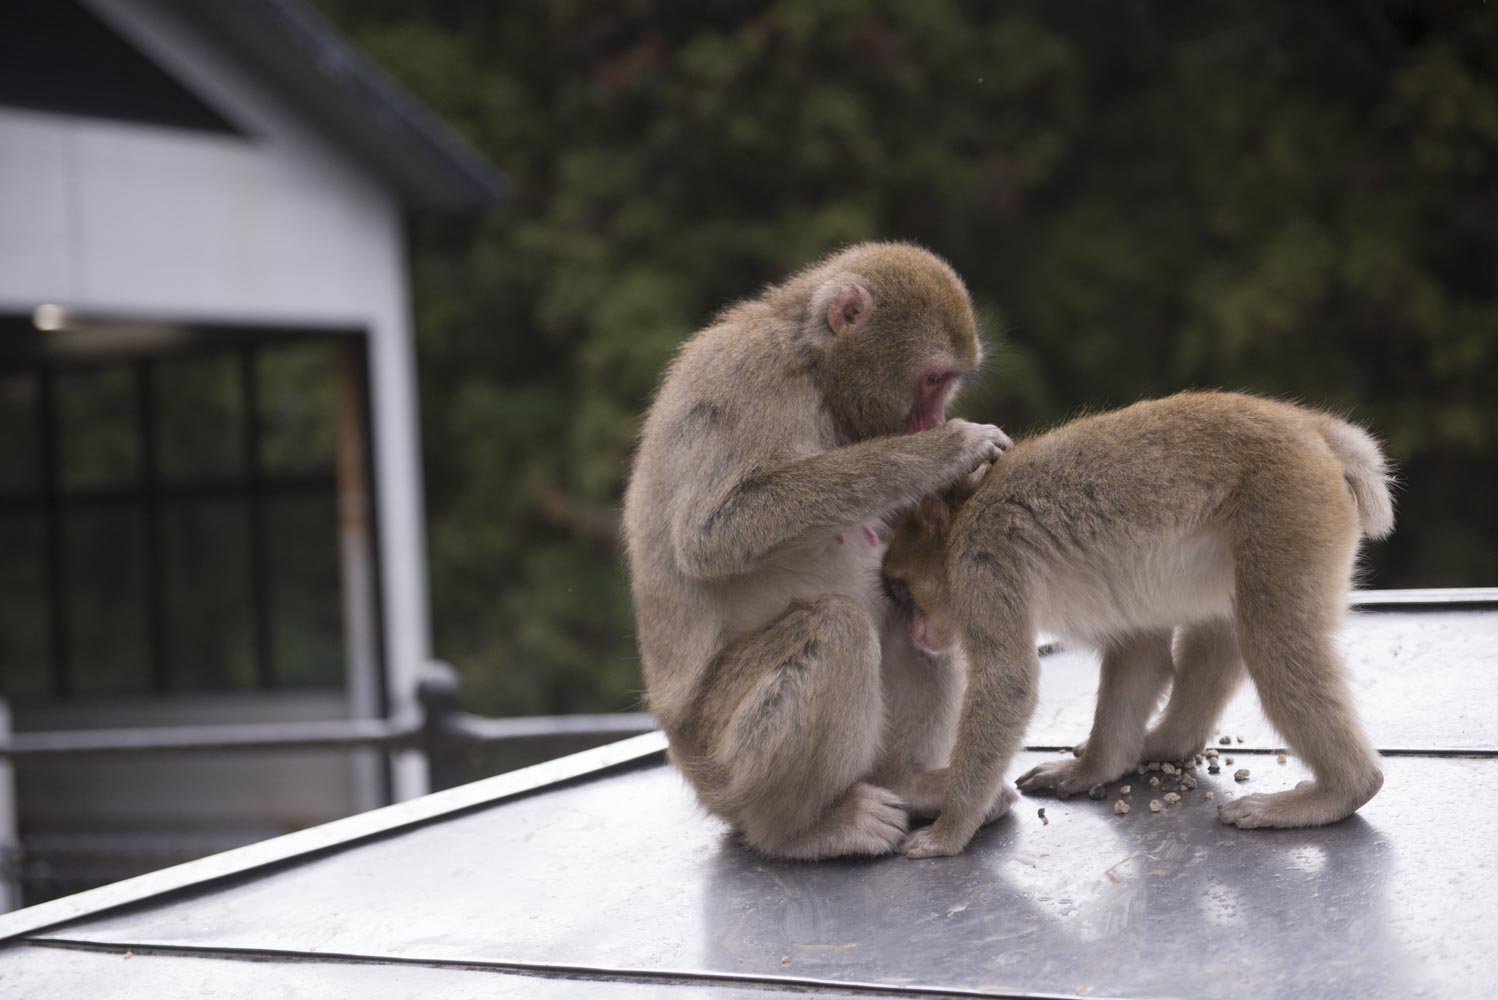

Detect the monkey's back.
[
  {"left": 622, "top": 307, "right": 863, "bottom": 734},
  {"left": 956, "top": 391, "right": 1362, "bottom": 642}
]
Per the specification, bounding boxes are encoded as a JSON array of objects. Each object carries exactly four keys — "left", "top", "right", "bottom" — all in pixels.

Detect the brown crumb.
[
  {"left": 1149, "top": 775, "right": 1161, "bottom": 787},
  {"left": 781, "top": 955, "right": 790, "bottom": 965},
  {"left": 1204, "top": 791, "right": 1214, "bottom": 800},
  {"left": 1234, "top": 768, "right": 1250, "bottom": 782},
  {"left": 1088, "top": 784, "right": 1106, "bottom": 800},
  {"left": 1218, "top": 736, "right": 1232, "bottom": 745},
  {"left": 1119, "top": 784, "right": 1132, "bottom": 795},
  {"left": 1114, "top": 800, "right": 1131, "bottom": 815},
  {"left": 1277, "top": 754, "right": 1288, "bottom": 764},
  {"left": 1149, "top": 799, "right": 1163, "bottom": 812},
  {"left": 1163, "top": 792, "right": 1181, "bottom": 804},
  {"left": 1225, "top": 757, "right": 1234, "bottom": 765}
]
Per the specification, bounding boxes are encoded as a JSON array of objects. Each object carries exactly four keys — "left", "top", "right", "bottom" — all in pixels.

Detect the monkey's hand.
[
  {"left": 943, "top": 419, "right": 1013, "bottom": 477},
  {"left": 1015, "top": 758, "right": 1122, "bottom": 799}
]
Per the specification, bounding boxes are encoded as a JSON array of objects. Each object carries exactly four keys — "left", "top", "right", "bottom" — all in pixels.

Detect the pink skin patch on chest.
[{"left": 861, "top": 523, "right": 880, "bottom": 548}]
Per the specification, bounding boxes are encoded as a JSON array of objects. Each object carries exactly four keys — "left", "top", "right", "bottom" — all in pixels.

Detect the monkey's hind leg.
[
  {"left": 1141, "top": 618, "right": 1246, "bottom": 763},
  {"left": 1017, "top": 629, "right": 1173, "bottom": 797},
  {"left": 902, "top": 589, "right": 1038, "bottom": 859},
  {"left": 716, "top": 596, "right": 906, "bottom": 860},
  {"left": 1218, "top": 538, "right": 1383, "bottom": 829}
]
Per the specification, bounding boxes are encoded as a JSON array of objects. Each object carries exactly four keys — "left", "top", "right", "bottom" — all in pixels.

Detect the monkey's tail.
[{"left": 1318, "top": 417, "right": 1395, "bottom": 540}]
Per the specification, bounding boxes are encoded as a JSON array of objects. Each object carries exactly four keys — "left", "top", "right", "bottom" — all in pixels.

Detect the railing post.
[{"left": 416, "top": 660, "right": 463, "bottom": 793}]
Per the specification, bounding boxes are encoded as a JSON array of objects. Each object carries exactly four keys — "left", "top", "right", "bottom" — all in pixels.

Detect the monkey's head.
[
  {"left": 797, "top": 243, "right": 982, "bottom": 441},
  {"left": 882, "top": 482, "right": 978, "bottom": 655}
]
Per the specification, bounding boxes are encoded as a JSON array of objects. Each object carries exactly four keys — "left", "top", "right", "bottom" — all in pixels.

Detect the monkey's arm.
[{"left": 671, "top": 420, "right": 1008, "bottom": 580}]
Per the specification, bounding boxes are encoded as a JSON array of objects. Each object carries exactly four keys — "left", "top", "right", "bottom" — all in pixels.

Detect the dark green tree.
[{"left": 313, "top": 0, "right": 1498, "bottom": 715}]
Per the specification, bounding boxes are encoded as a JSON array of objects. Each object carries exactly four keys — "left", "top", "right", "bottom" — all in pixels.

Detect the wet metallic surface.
[
  {"left": 31, "top": 751, "right": 1498, "bottom": 999},
  {"left": 8, "top": 604, "right": 1498, "bottom": 998},
  {"left": 1028, "top": 610, "right": 1498, "bottom": 751}
]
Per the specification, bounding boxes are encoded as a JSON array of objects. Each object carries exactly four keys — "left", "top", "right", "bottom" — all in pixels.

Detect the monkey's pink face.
[
  {"left": 908, "top": 611, "right": 955, "bottom": 654},
  {"left": 906, "top": 369, "right": 955, "bottom": 433}
]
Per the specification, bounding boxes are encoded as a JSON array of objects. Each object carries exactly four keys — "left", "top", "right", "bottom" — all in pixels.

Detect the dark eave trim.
[{"left": 163, "top": 0, "right": 508, "bottom": 211}]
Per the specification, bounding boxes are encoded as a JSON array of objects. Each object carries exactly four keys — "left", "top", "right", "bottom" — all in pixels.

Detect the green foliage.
[{"left": 313, "top": 1, "right": 1498, "bottom": 714}]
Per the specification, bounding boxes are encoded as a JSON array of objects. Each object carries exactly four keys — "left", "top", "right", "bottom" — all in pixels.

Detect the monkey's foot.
[
  {"left": 1217, "top": 775, "right": 1382, "bottom": 829},
  {"left": 900, "top": 785, "right": 1015, "bottom": 859},
  {"left": 1140, "top": 729, "right": 1207, "bottom": 765},
  {"left": 893, "top": 770, "right": 1016, "bottom": 824},
  {"left": 769, "top": 783, "right": 909, "bottom": 860},
  {"left": 1016, "top": 758, "right": 1123, "bottom": 799}
]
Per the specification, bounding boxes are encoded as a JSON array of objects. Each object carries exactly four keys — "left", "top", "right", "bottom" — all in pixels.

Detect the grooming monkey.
[
  {"left": 623, "top": 243, "right": 1012, "bottom": 859},
  {"left": 881, "top": 392, "right": 1394, "bottom": 858}
]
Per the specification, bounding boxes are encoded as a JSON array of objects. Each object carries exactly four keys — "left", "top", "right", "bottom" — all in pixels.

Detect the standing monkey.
[
  {"left": 882, "top": 392, "right": 1393, "bottom": 857},
  {"left": 623, "top": 243, "right": 1010, "bottom": 859}
]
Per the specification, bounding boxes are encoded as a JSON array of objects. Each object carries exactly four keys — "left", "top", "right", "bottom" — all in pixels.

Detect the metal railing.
[{"left": 0, "top": 661, "right": 657, "bottom": 792}]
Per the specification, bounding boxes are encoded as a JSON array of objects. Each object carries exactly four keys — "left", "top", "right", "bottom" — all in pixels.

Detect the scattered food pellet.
[
  {"left": 1277, "top": 754, "right": 1288, "bottom": 764},
  {"left": 1163, "top": 792, "right": 1181, "bottom": 804},
  {"left": 1205, "top": 748, "right": 1219, "bottom": 759},
  {"left": 1208, "top": 764, "right": 1220, "bottom": 774},
  {"left": 1181, "top": 773, "right": 1198, "bottom": 790},
  {"left": 1162, "top": 763, "right": 1177, "bottom": 775},
  {"left": 1225, "top": 757, "right": 1234, "bottom": 765},
  {"left": 1088, "top": 784, "right": 1106, "bottom": 800},
  {"left": 1204, "top": 791, "right": 1214, "bottom": 800},
  {"left": 1149, "top": 799, "right": 1163, "bottom": 812},
  {"left": 1149, "top": 775, "right": 1162, "bottom": 787},
  {"left": 1234, "top": 768, "right": 1250, "bottom": 782},
  {"left": 1148, "top": 761, "right": 1162, "bottom": 772},
  {"left": 1114, "top": 800, "right": 1131, "bottom": 815},
  {"left": 1119, "top": 784, "right": 1132, "bottom": 795},
  {"left": 1038, "top": 807, "right": 1049, "bottom": 826},
  {"left": 1219, "top": 736, "right": 1232, "bottom": 745},
  {"left": 122, "top": 951, "right": 134, "bottom": 960},
  {"left": 781, "top": 955, "right": 790, "bottom": 965},
  {"left": 1237, "top": 736, "right": 1245, "bottom": 743}
]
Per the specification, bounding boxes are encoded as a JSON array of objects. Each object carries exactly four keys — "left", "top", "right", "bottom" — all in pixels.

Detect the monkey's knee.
[
  {"left": 718, "top": 595, "right": 883, "bottom": 823},
  {"left": 784, "top": 594, "right": 880, "bottom": 662}
]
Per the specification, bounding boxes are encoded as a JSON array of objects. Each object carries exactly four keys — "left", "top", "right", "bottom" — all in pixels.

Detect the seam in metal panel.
[{"left": 21, "top": 937, "right": 1120, "bottom": 1000}]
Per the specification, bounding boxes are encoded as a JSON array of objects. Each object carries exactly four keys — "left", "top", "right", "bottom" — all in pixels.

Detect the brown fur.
[
  {"left": 623, "top": 242, "right": 1011, "bottom": 859},
  {"left": 882, "top": 391, "right": 1394, "bottom": 857}
]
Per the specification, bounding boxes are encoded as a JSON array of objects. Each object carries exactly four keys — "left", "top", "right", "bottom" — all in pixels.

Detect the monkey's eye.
[
  {"left": 925, "top": 373, "right": 946, "bottom": 387},
  {"left": 882, "top": 575, "right": 914, "bottom": 610}
]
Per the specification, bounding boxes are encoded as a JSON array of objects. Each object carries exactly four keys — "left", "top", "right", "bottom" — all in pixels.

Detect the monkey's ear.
[
  {"left": 917, "top": 493, "right": 951, "bottom": 533},
  {"left": 824, "top": 279, "right": 874, "bottom": 335}
]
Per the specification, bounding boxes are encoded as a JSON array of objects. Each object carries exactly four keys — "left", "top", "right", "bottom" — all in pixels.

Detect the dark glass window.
[
  {"left": 0, "top": 372, "right": 38, "bottom": 494},
  {"left": 0, "top": 514, "right": 49, "bottom": 700},
  {"left": 0, "top": 330, "right": 374, "bottom": 701}
]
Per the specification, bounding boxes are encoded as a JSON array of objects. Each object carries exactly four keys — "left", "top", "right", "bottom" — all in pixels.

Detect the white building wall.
[{"left": 0, "top": 0, "right": 434, "bottom": 801}]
